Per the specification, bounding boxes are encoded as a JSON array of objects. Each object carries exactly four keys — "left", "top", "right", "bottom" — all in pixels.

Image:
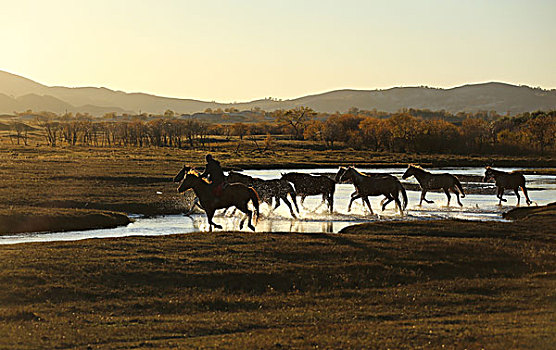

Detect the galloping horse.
[
  {"left": 339, "top": 166, "right": 407, "bottom": 215},
  {"left": 227, "top": 171, "right": 299, "bottom": 218},
  {"left": 177, "top": 169, "right": 260, "bottom": 231},
  {"left": 281, "top": 172, "right": 336, "bottom": 212},
  {"left": 402, "top": 164, "right": 465, "bottom": 206},
  {"left": 483, "top": 167, "right": 532, "bottom": 206}
]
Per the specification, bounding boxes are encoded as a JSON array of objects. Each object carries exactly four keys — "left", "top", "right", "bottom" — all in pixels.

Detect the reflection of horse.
[
  {"left": 177, "top": 170, "right": 260, "bottom": 231},
  {"left": 339, "top": 166, "right": 407, "bottom": 215},
  {"left": 281, "top": 172, "right": 336, "bottom": 213},
  {"left": 402, "top": 164, "right": 465, "bottom": 206},
  {"left": 483, "top": 167, "right": 532, "bottom": 206},
  {"left": 227, "top": 171, "right": 299, "bottom": 218}
]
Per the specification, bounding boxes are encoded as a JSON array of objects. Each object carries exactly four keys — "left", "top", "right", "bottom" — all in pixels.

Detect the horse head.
[
  {"left": 339, "top": 167, "right": 354, "bottom": 183},
  {"left": 335, "top": 166, "right": 347, "bottom": 183},
  {"left": 173, "top": 165, "right": 190, "bottom": 183},
  {"left": 177, "top": 172, "right": 198, "bottom": 193},
  {"left": 402, "top": 164, "right": 415, "bottom": 179},
  {"left": 483, "top": 167, "right": 494, "bottom": 182}
]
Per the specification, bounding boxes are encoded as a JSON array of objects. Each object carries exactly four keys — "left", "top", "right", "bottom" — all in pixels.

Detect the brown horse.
[
  {"left": 402, "top": 164, "right": 465, "bottom": 206},
  {"left": 281, "top": 172, "right": 335, "bottom": 212},
  {"left": 177, "top": 170, "right": 260, "bottom": 231},
  {"left": 339, "top": 166, "right": 407, "bottom": 215},
  {"left": 335, "top": 167, "right": 396, "bottom": 210},
  {"left": 227, "top": 171, "right": 299, "bottom": 218},
  {"left": 483, "top": 167, "right": 532, "bottom": 206}
]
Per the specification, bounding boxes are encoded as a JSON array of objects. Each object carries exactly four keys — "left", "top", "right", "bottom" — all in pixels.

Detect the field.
[
  {"left": 1, "top": 136, "right": 555, "bottom": 348},
  {"left": 1, "top": 212, "right": 555, "bottom": 349}
]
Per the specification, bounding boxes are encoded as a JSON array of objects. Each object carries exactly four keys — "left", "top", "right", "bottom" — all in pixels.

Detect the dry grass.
[{"left": 0, "top": 216, "right": 554, "bottom": 349}]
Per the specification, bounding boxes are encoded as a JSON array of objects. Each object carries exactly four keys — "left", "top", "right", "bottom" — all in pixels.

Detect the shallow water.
[{"left": 2, "top": 167, "right": 554, "bottom": 245}]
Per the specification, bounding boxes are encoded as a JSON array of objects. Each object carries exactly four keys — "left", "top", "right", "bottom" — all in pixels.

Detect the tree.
[
  {"left": 232, "top": 122, "right": 249, "bottom": 140},
  {"left": 275, "top": 107, "right": 316, "bottom": 140},
  {"left": 525, "top": 112, "right": 556, "bottom": 155}
]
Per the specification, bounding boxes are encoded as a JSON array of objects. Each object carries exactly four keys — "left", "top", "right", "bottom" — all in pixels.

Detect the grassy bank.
[{"left": 0, "top": 214, "right": 554, "bottom": 349}]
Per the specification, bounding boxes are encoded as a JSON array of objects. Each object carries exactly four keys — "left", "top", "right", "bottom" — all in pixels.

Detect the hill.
[{"left": 1, "top": 70, "right": 555, "bottom": 116}]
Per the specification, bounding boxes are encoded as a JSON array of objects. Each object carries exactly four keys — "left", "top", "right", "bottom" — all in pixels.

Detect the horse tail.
[
  {"left": 249, "top": 187, "right": 260, "bottom": 224},
  {"left": 398, "top": 181, "right": 408, "bottom": 210},
  {"left": 454, "top": 177, "right": 466, "bottom": 198}
]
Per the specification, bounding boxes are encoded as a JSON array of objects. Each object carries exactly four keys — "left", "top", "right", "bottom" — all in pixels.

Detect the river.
[{"left": 2, "top": 167, "right": 554, "bottom": 244}]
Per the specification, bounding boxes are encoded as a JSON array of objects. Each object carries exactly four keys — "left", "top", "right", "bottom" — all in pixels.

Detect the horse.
[
  {"left": 402, "top": 164, "right": 465, "bottom": 206},
  {"left": 335, "top": 167, "right": 399, "bottom": 210},
  {"left": 483, "top": 167, "right": 532, "bottom": 206},
  {"left": 177, "top": 170, "right": 260, "bottom": 231},
  {"left": 281, "top": 172, "right": 336, "bottom": 213},
  {"left": 227, "top": 171, "right": 299, "bottom": 218},
  {"left": 339, "top": 166, "right": 407, "bottom": 215}
]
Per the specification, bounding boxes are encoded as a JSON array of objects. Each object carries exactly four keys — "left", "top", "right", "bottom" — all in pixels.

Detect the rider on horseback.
[{"left": 200, "top": 154, "right": 226, "bottom": 197}]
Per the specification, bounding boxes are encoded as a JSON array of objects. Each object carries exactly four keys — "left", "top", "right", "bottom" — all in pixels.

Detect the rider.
[{"left": 200, "top": 154, "right": 226, "bottom": 196}]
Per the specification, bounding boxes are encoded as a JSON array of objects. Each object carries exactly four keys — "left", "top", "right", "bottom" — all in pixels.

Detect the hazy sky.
[{"left": 2, "top": 0, "right": 555, "bottom": 102}]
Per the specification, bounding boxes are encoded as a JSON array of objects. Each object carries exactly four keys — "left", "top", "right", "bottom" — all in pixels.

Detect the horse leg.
[
  {"left": 236, "top": 203, "right": 255, "bottom": 231},
  {"left": 521, "top": 186, "right": 532, "bottom": 206},
  {"left": 274, "top": 196, "right": 281, "bottom": 210},
  {"left": 393, "top": 195, "right": 403, "bottom": 215},
  {"left": 443, "top": 188, "right": 451, "bottom": 207},
  {"left": 206, "top": 209, "right": 222, "bottom": 230},
  {"left": 282, "top": 196, "right": 297, "bottom": 219},
  {"left": 513, "top": 188, "right": 520, "bottom": 206},
  {"left": 328, "top": 193, "right": 334, "bottom": 213},
  {"left": 300, "top": 195, "right": 307, "bottom": 209},
  {"left": 348, "top": 193, "right": 361, "bottom": 212},
  {"left": 363, "top": 197, "right": 374, "bottom": 215},
  {"left": 497, "top": 187, "right": 507, "bottom": 205},
  {"left": 382, "top": 195, "right": 393, "bottom": 211},
  {"left": 452, "top": 186, "right": 463, "bottom": 206},
  {"left": 421, "top": 190, "right": 434, "bottom": 205},
  {"left": 290, "top": 192, "right": 300, "bottom": 213}
]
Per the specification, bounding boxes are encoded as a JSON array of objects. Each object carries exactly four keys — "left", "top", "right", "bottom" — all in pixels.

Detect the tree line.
[{"left": 12, "top": 108, "right": 556, "bottom": 155}]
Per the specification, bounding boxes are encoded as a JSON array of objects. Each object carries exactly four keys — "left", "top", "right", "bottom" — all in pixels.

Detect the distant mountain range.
[{"left": 1, "top": 70, "right": 555, "bottom": 116}]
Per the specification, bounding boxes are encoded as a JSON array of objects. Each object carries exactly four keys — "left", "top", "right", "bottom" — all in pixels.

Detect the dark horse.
[
  {"left": 338, "top": 166, "right": 407, "bottom": 215},
  {"left": 281, "top": 172, "right": 335, "bottom": 213},
  {"left": 227, "top": 171, "right": 299, "bottom": 218},
  {"left": 177, "top": 169, "right": 260, "bottom": 231},
  {"left": 483, "top": 167, "right": 532, "bottom": 206},
  {"left": 402, "top": 164, "right": 465, "bottom": 206}
]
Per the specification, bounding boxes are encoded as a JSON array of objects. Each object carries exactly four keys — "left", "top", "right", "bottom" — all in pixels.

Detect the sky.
[{"left": 1, "top": 0, "right": 555, "bottom": 102}]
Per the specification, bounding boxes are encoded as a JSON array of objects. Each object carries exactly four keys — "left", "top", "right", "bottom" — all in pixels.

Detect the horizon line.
[{"left": 1, "top": 69, "right": 555, "bottom": 104}]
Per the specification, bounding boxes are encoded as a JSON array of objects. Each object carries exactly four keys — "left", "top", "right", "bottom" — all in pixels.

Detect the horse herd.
[{"left": 173, "top": 165, "right": 532, "bottom": 231}]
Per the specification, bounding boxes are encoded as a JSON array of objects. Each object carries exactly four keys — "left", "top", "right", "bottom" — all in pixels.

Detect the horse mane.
[
  {"left": 347, "top": 166, "right": 366, "bottom": 177},
  {"left": 187, "top": 169, "right": 211, "bottom": 184},
  {"left": 409, "top": 164, "right": 425, "bottom": 170}
]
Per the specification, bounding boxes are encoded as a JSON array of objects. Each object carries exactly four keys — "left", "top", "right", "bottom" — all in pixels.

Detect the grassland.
[
  {"left": 1, "top": 130, "right": 555, "bottom": 348},
  {"left": 0, "top": 212, "right": 554, "bottom": 349}
]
